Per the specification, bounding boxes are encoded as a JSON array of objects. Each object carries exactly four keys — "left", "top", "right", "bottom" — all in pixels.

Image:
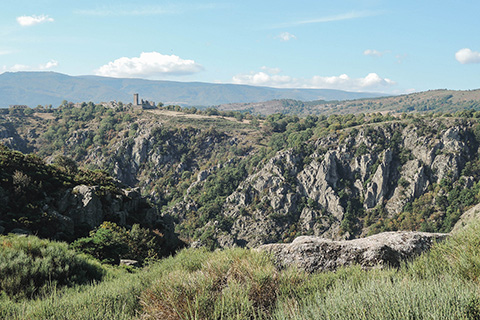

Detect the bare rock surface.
[
  {"left": 452, "top": 202, "right": 480, "bottom": 233},
  {"left": 258, "top": 231, "right": 448, "bottom": 272}
]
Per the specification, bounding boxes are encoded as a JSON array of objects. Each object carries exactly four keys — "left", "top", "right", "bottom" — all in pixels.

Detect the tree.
[{"left": 53, "top": 155, "right": 78, "bottom": 175}]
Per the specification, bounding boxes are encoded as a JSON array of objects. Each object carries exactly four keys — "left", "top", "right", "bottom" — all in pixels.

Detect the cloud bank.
[
  {"left": 2, "top": 60, "right": 58, "bottom": 72},
  {"left": 455, "top": 48, "right": 480, "bottom": 64},
  {"left": 16, "top": 15, "right": 54, "bottom": 27},
  {"left": 232, "top": 68, "right": 396, "bottom": 92},
  {"left": 95, "top": 52, "right": 204, "bottom": 78}
]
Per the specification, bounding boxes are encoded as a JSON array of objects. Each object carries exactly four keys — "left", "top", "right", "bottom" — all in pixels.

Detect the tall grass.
[
  {"left": 274, "top": 275, "right": 479, "bottom": 320},
  {"left": 4, "top": 221, "right": 480, "bottom": 319},
  {"left": 140, "top": 248, "right": 278, "bottom": 320},
  {"left": 0, "top": 262, "right": 161, "bottom": 320},
  {"left": 405, "top": 220, "right": 480, "bottom": 281},
  {"left": 273, "top": 221, "right": 480, "bottom": 320}
]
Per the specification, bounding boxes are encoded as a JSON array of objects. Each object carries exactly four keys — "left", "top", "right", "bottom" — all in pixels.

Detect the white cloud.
[
  {"left": 455, "top": 48, "right": 480, "bottom": 64},
  {"left": 261, "top": 66, "right": 282, "bottom": 74},
  {"left": 39, "top": 60, "right": 58, "bottom": 70},
  {"left": 9, "top": 64, "right": 30, "bottom": 72},
  {"left": 232, "top": 68, "right": 396, "bottom": 92},
  {"left": 16, "top": 15, "right": 54, "bottom": 27},
  {"left": 95, "top": 52, "right": 204, "bottom": 78},
  {"left": 272, "top": 10, "right": 382, "bottom": 29},
  {"left": 276, "top": 32, "right": 296, "bottom": 42},
  {"left": 364, "top": 49, "right": 388, "bottom": 57},
  {"left": 2, "top": 60, "right": 58, "bottom": 72}
]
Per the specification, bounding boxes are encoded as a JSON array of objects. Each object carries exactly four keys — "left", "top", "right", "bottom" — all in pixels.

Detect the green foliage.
[
  {"left": 71, "top": 222, "right": 168, "bottom": 265},
  {"left": 4, "top": 225, "right": 480, "bottom": 319},
  {"left": 0, "top": 265, "right": 150, "bottom": 320},
  {"left": 0, "top": 235, "right": 104, "bottom": 299},
  {"left": 0, "top": 145, "right": 121, "bottom": 239}
]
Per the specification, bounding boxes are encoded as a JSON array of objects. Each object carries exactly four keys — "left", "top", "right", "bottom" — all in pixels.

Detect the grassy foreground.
[{"left": 2, "top": 222, "right": 480, "bottom": 319}]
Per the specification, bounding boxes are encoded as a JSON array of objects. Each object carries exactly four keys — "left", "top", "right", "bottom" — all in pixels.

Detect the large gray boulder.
[
  {"left": 452, "top": 202, "right": 480, "bottom": 233},
  {"left": 258, "top": 231, "right": 447, "bottom": 272}
]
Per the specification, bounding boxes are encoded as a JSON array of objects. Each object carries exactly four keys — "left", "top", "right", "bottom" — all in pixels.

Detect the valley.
[{"left": 3, "top": 93, "right": 480, "bottom": 319}]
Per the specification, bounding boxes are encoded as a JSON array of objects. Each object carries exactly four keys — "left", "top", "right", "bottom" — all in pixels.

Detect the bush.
[
  {"left": 71, "top": 222, "right": 168, "bottom": 265},
  {"left": 0, "top": 235, "right": 104, "bottom": 299}
]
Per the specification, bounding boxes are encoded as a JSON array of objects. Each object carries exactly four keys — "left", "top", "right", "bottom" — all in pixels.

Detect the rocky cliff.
[
  {"left": 2, "top": 108, "right": 480, "bottom": 249},
  {"left": 0, "top": 146, "right": 179, "bottom": 252},
  {"left": 191, "top": 118, "right": 479, "bottom": 248}
]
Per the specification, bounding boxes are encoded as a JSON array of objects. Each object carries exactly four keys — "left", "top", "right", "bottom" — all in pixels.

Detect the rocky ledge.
[{"left": 258, "top": 231, "right": 448, "bottom": 272}]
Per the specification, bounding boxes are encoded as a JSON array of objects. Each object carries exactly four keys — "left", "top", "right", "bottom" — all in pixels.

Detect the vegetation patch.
[{"left": 0, "top": 235, "right": 104, "bottom": 299}]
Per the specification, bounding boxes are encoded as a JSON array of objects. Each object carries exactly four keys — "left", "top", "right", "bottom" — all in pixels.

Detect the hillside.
[
  {"left": 0, "top": 71, "right": 382, "bottom": 107},
  {"left": 0, "top": 145, "right": 182, "bottom": 261},
  {"left": 218, "top": 89, "right": 480, "bottom": 115},
  {"left": 2, "top": 102, "right": 480, "bottom": 249},
  {"left": 4, "top": 100, "right": 480, "bottom": 319}
]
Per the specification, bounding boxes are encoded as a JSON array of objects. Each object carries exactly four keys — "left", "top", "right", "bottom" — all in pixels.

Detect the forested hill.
[
  {"left": 217, "top": 89, "right": 480, "bottom": 115},
  {"left": 3, "top": 102, "right": 480, "bottom": 249},
  {"left": 0, "top": 71, "right": 381, "bottom": 107}
]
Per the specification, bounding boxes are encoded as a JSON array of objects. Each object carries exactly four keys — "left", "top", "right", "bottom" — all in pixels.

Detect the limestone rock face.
[
  {"left": 220, "top": 150, "right": 303, "bottom": 247},
  {"left": 69, "top": 185, "right": 105, "bottom": 229},
  {"left": 43, "top": 184, "right": 158, "bottom": 239},
  {"left": 364, "top": 149, "right": 393, "bottom": 209},
  {"left": 298, "top": 151, "right": 344, "bottom": 220},
  {"left": 209, "top": 120, "right": 477, "bottom": 248},
  {"left": 0, "top": 124, "right": 29, "bottom": 152},
  {"left": 258, "top": 231, "right": 448, "bottom": 272}
]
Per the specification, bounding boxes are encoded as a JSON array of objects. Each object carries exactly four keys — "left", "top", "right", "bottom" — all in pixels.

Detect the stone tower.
[{"left": 133, "top": 93, "right": 139, "bottom": 106}]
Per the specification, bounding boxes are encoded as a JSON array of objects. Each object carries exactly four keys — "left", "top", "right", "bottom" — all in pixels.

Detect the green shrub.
[
  {"left": 71, "top": 222, "right": 168, "bottom": 265},
  {"left": 0, "top": 235, "right": 104, "bottom": 299}
]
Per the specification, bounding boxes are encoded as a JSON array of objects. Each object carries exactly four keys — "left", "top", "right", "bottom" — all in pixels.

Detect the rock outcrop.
[
  {"left": 2, "top": 110, "right": 479, "bottom": 249},
  {"left": 0, "top": 123, "right": 29, "bottom": 153},
  {"left": 258, "top": 231, "right": 448, "bottom": 272},
  {"left": 452, "top": 202, "right": 480, "bottom": 233},
  {"left": 213, "top": 120, "right": 476, "bottom": 247},
  {"left": 1, "top": 182, "right": 168, "bottom": 241},
  {"left": 42, "top": 185, "right": 164, "bottom": 239}
]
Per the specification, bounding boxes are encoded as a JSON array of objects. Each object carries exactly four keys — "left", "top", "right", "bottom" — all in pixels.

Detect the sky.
[{"left": 1, "top": 0, "right": 480, "bottom": 95}]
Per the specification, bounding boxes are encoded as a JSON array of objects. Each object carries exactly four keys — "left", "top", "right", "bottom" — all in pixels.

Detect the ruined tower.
[{"left": 133, "top": 93, "right": 139, "bottom": 106}]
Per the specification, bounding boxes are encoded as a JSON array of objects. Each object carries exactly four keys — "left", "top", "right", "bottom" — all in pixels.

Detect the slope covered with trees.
[
  {"left": 3, "top": 91, "right": 480, "bottom": 319},
  {"left": 2, "top": 100, "right": 480, "bottom": 249}
]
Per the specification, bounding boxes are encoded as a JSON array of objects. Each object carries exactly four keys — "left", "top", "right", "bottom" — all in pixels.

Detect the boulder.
[
  {"left": 120, "top": 259, "right": 139, "bottom": 267},
  {"left": 258, "top": 231, "right": 447, "bottom": 272},
  {"left": 452, "top": 202, "right": 480, "bottom": 233}
]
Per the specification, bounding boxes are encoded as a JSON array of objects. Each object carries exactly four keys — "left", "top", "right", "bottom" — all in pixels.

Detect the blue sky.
[{"left": 1, "top": 0, "right": 480, "bottom": 94}]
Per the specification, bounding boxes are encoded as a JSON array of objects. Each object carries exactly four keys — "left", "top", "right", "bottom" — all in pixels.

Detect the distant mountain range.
[
  {"left": 217, "top": 88, "right": 480, "bottom": 115},
  {"left": 0, "top": 71, "right": 384, "bottom": 108}
]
